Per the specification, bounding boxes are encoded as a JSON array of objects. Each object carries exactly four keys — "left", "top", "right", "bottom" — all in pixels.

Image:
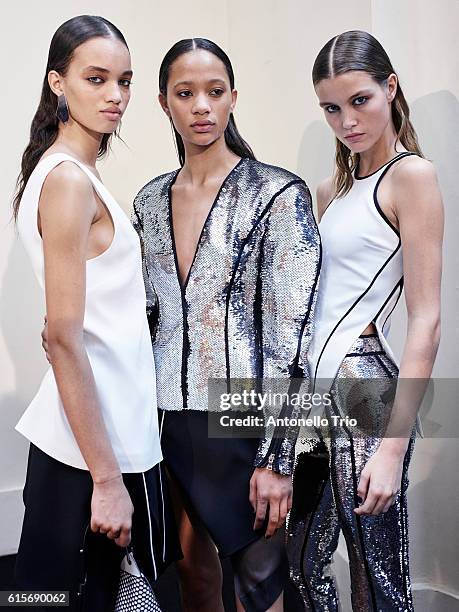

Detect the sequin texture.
[
  {"left": 132, "top": 158, "right": 321, "bottom": 475},
  {"left": 289, "top": 335, "right": 415, "bottom": 610}
]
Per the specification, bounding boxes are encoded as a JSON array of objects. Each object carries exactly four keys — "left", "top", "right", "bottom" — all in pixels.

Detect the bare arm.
[
  {"left": 316, "top": 176, "right": 334, "bottom": 222},
  {"left": 40, "top": 162, "right": 133, "bottom": 545},
  {"left": 356, "top": 157, "right": 443, "bottom": 516},
  {"left": 380, "top": 157, "right": 443, "bottom": 443}
]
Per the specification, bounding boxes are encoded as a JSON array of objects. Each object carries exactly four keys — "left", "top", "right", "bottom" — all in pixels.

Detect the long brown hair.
[
  {"left": 12, "top": 15, "right": 128, "bottom": 220},
  {"left": 312, "top": 30, "right": 423, "bottom": 198}
]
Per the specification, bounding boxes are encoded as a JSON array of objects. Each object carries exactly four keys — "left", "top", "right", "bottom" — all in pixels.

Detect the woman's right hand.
[
  {"left": 91, "top": 475, "right": 134, "bottom": 548},
  {"left": 41, "top": 315, "right": 51, "bottom": 363}
]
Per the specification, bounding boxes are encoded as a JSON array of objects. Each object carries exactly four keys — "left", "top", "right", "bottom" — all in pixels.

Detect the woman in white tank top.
[
  {"left": 13, "top": 16, "right": 178, "bottom": 610},
  {"left": 288, "top": 31, "right": 443, "bottom": 611}
]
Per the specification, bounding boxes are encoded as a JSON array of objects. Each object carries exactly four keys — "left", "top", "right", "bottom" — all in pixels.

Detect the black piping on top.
[
  {"left": 354, "top": 150, "right": 412, "bottom": 180},
  {"left": 373, "top": 152, "right": 415, "bottom": 236},
  {"left": 313, "top": 239, "right": 402, "bottom": 386}
]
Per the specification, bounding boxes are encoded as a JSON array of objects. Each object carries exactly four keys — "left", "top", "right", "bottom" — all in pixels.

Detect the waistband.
[{"left": 346, "top": 333, "right": 384, "bottom": 355}]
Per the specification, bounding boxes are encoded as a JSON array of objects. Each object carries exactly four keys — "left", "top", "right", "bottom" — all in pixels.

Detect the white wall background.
[{"left": 1, "top": 1, "right": 457, "bottom": 609}]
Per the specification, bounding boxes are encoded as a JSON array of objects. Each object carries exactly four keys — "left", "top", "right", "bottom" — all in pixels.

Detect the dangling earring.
[{"left": 56, "top": 94, "right": 69, "bottom": 123}]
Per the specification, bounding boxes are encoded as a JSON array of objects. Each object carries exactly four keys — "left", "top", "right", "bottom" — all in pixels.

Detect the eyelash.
[
  {"left": 87, "top": 76, "right": 132, "bottom": 87},
  {"left": 177, "top": 88, "right": 225, "bottom": 98},
  {"left": 325, "top": 96, "right": 369, "bottom": 113}
]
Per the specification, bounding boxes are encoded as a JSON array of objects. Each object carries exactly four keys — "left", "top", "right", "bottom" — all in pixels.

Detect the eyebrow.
[
  {"left": 319, "top": 89, "right": 372, "bottom": 107},
  {"left": 83, "top": 66, "right": 133, "bottom": 76},
  {"left": 173, "top": 78, "right": 227, "bottom": 88}
]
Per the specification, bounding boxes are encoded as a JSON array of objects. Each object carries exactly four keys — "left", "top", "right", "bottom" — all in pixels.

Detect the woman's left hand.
[
  {"left": 354, "top": 442, "right": 408, "bottom": 516},
  {"left": 249, "top": 468, "right": 293, "bottom": 537}
]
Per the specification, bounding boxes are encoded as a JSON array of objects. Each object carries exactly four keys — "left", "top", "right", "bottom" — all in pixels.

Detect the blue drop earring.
[{"left": 56, "top": 94, "right": 69, "bottom": 123}]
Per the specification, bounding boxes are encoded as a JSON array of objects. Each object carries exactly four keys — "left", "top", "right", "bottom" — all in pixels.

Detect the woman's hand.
[
  {"left": 249, "top": 468, "right": 293, "bottom": 537},
  {"left": 355, "top": 440, "right": 409, "bottom": 516},
  {"left": 91, "top": 474, "right": 134, "bottom": 548}
]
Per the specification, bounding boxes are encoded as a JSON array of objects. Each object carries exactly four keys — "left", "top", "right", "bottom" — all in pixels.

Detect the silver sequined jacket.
[{"left": 132, "top": 158, "right": 321, "bottom": 475}]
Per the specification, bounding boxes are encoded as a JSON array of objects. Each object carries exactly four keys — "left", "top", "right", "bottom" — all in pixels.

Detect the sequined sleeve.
[
  {"left": 253, "top": 180, "right": 321, "bottom": 475},
  {"left": 132, "top": 195, "right": 159, "bottom": 341}
]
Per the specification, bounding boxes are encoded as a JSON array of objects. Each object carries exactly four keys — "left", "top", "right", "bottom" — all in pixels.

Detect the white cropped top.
[{"left": 308, "top": 152, "right": 415, "bottom": 385}]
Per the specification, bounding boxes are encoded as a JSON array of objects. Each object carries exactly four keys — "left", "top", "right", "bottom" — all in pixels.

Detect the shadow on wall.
[
  {"left": 386, "top": 89, "right": 459, "bottom": 377},
  {"left": 1, "top": 237, "right": 47, "bottom": 398},
  {"left": 406, "top": 90, "right": 459, "bottom": 603},
  {"left": 408, "top": 439, "right": 459, "bottom": 599},
  {"left": 412, "top": 89, "right": 459, "bottom": 375},
  {"left": 0, "top": 237, "right": 48, "bottom": 482},
  {"left": 296, "top": 119, "right": 335, "bottom": 205}
]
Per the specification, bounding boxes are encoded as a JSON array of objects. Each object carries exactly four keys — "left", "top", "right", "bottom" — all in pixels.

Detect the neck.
[
  {"left": 357, "top": 124, "right": 402, "bottom": 175},
  {"left": 180, "top": 136, "right": 240, "bottom": 186},
  {"left": 55, "top": 118, "right": 104, "bottom": 167}
]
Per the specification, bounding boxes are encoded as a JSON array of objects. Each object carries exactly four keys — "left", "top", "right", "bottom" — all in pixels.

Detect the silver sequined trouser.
[{"left": 289, "top": 335, "right": 415, "bottom": 611}]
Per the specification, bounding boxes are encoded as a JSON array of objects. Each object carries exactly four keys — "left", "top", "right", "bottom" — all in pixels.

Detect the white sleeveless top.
[
  {"left": 16, "top": 153, "right": 162, "bottom": 472},
  {"left": 308, "top": 152, "right": 415, "bottom": 385}
]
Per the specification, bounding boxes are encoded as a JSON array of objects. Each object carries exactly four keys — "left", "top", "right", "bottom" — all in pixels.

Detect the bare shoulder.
[
  {"left": 316, "top": 176, "right": 334, "bottom": 220},
  {"left": 391, "top": 156, "right": 443, "bottom": 223},
  {"left": 40, "top": 161, "right": 96, "bottom": 221},
  {"left": 392, "top": 156, "right": 439, "bottom": 192},
  {"left": 42, "top": 160, "right": 93, "bottom": 195}
]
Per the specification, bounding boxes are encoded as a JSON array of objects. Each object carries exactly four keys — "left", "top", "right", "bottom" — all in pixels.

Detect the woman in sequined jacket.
[{"left": 132, "top": 38, "right": 321, "bottom": 612}]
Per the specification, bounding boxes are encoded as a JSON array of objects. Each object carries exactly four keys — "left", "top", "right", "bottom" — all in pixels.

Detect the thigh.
[
  {"left": 167, "top": 467, "right": 222, "bottom": 584},
  {"left": 328, "top": 338, "right": 415, "bottom": 610},
  {"left": 348, "top": 437, "right": 415, "bottom": 611}
]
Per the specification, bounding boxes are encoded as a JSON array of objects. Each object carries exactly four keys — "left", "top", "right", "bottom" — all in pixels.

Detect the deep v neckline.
[{"left": 168, "top": 158, "right": 243, "bottom": 292}]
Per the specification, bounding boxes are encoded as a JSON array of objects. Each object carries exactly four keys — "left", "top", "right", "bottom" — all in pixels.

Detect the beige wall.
[{"left": 1, "top": 0, "right": 457, "bottom": 607}]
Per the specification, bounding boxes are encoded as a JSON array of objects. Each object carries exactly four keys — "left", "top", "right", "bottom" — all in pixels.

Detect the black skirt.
[
  {"left": 15, "top": 444, "right": 181, "bottom": 611},
  {"left": 159, "top": 409, "right": 266, "bottom": 557}
]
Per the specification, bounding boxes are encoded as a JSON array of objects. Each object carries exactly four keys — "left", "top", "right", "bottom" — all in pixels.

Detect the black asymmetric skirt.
[{"left": 159, "top": 408, "right": 266, "bottom": 557}]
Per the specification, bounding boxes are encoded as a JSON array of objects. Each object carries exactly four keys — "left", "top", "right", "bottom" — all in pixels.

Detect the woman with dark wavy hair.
[
  {"left": 132, "top": 38, "right": 321, "bottom": 611},
  {"left": 14, "top": 15, "right": 178, "bottom": 610},
  {"left": 288, "top": 30, "right": 443, "bottom": 611}
]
